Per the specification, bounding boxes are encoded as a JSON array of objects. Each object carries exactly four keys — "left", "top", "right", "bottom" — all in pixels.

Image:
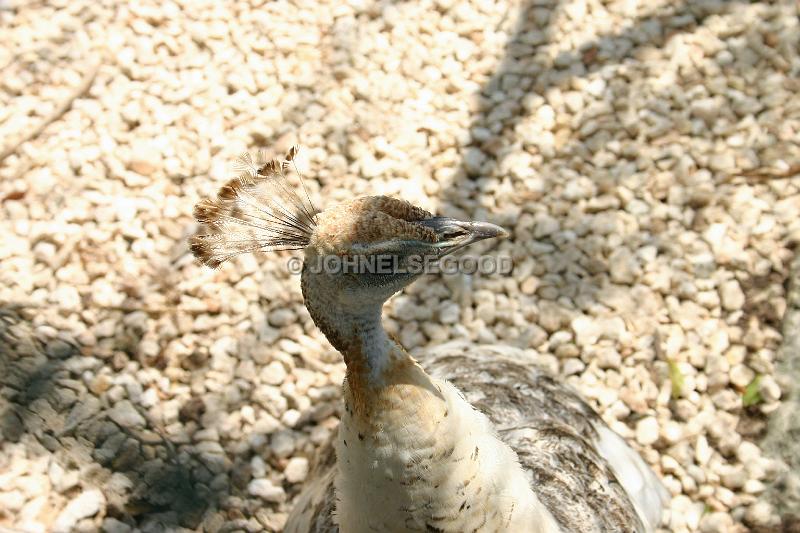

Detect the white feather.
[{"left": 592, "top": 423, "right": 670, "bottom": 531}]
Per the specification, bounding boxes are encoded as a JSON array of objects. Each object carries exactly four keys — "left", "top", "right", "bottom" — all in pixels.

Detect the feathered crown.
[{"left": 190, "top": 146, "right": 318, "bottom": 268}]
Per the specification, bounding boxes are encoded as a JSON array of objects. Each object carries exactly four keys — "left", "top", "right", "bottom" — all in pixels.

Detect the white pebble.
[
  {"left": 52, "top": 490, "right": 105, "bottom": 533},
  {"left": 284, "top": 457, "right": 309, "bottom": 484},
  {"left": 719, "top": 280, "right": 745, "bottom": 311},
  {"left": 248, "top": 478, "right": 286, "bottom": 503},
  {"left": 635, "top": 416, "right": 659, "bottom": 446}
]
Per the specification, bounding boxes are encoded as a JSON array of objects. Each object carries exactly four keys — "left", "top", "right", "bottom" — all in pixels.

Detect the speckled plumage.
[
  {"left": 285, "top": 342, "right": 667, "bottom": 533},
  {"left": 425, "top": 342, "right": 668, "bottom": 532},
  {"left": 309, "top": 196, "right": 436, "bottom": 253}
]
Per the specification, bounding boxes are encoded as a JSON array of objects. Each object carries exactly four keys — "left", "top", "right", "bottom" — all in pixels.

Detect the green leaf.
[
  {"left": 668, "top": 359, "right": 684, "bottom": 400},
  {"left": 742, "top": 374, "right": 763, "bottom": 407}
]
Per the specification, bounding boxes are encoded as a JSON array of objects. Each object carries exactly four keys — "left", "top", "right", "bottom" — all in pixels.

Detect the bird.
[{"left": 190, "top": 147, "right": 669, "bottom": 533}]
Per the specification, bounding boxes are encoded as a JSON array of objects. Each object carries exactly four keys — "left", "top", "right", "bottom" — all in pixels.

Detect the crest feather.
[{"left": 191, "top": 147, "right": 318, "bottom": 268}]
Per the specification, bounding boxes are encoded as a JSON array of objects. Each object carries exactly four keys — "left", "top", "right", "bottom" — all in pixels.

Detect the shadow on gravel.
[
  {"left": 437, "top": 0, "right": 758, "bottom": 292},
  {"left": 442, "top": 0, "right": 752, "bottom": 212},
  {"left": 0, "top": 303, "right": 227, "bottom": 530},
  {"left": 438, "top": 0, "right": 784, "bottom": 342}
]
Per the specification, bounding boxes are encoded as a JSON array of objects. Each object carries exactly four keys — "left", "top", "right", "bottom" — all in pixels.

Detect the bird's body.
[
  {"left": 191, "top": 149, "right": 668, "bottom": 533},
  {"left": 333, "top": 343, "right": 548, "bottom": 533},
  {"left": 286, "top": 341, "right": 667, "bottom": 533}
]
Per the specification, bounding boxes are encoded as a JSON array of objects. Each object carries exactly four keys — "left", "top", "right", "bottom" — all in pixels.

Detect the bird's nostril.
[{"left": 443, "top": 229, "right": 466, "bottom": 240}]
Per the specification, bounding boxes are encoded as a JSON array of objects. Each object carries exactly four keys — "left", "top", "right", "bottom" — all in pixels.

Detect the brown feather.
[{"left": 190, "top": 147, "right": 318, "bottom": 268}]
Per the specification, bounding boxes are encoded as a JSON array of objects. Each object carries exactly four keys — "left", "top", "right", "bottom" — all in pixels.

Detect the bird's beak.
[
  {"left": 418, "top": 216, "right": 509, "bottom": 256},
  {"left": 462, "top": 220, "right": 510, "bottom": 241}
]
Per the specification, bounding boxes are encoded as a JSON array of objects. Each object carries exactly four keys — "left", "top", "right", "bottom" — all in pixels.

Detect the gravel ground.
[{"left": 1, "top": 0, "right": 799, "bottom": 532}]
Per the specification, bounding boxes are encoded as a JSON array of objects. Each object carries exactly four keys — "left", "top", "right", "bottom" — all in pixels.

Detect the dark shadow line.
[{"left": 442, "top": 0, "right": 752, "bottom": 212}]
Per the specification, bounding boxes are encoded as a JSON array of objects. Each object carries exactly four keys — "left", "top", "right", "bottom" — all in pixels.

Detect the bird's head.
[
  {"left": 304, "top": 196, "right": 506, "bottom": 309},
  {"left": 190, "top": 148, "right": 507, "bottom": 314}
]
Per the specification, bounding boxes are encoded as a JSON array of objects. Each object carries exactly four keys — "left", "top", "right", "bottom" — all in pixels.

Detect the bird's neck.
[{"left": 300, "top": 269, "right": 414, "bottom": 412}]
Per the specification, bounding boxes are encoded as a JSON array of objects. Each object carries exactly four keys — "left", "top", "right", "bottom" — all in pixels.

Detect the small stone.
[
  {"left": 669, "top": 495, "right": 694, "bottom": 530},
  {"left": 585, "top": 78, "right": 606, "bottom": 97},
  {"left": 284, "top": 457, "right": 309, "bottom": 484},
  {"left": 209, "top": 336, "right": 236, "bottom": 359},
  {"left": 571, "top": 316, "right": 602, "bottom": 346},
  {"left": 463, "top": 148, "right": 486, "bottom": 176},
  {"left": 260, "top": 361, "right": 288, "bottom": 385},
  {"left": 108, "top": 400, "right": 146, "bottom": 428},
  {"left": 744, "top": 501, "right": 778, "bottom": 528},
  {"left": 128, "top": 142, "right": 162, "bottom": 176},
  {"left": 88, "top": 375, "right": 111, "bottom": 397},
  {"left": 53, "top": 285, "right": 82, "bottom": 313},
  {"left": 520, "top": 277, "right": 539, "bottom": 295},
  {"left": 571, "top": 316, "right": 625, "bottom": 346},
  {"left": 46, "top": 339, "right": 74, "bottom": 358},
  {"left": 538, "top": 303, "right": 568, "bottom": 333},
  {"left": 635, "top": 416, "right": 659, "bottom": 446},
  {"left": 139, "top": 387, "right": 158, "bottom": 408},
  {"left": 120, "top": 101, "right": 141, "bottom": 125},
  {"left": 475, "top": 303, "right": 496, "bottom": 325},
  {"left": 48, "top": 460, "right": 79, "bottom": 493},
  {"left": 94, "top": 318, "right": 118, "bottom": 338},
  {"left": 690, "top": 97, "right": 721, "bottom": 123},
  {"left": 563, "top": 91, "right": 584, "bottom": 113},
  {"left": 534, "top": 215, "right": 559, "bottom": 238},
  {"left": 194, "top": 428, "right": 220, "bottom": 442},
  {"left": 721, "top": 465, "right": 746, "bottom": 489},
  {"left": 719, "top": 280, "right": 745, "bottom": 311},
  {"left": 661, "top": 421, "right": 684, "bottom": 444},
  {"left": 268, "top": 309, "right": 295, "bottom": 327},
  {"left": 179, "top": 397, "right": 206, "bottom": 423},
  {"left": 586, "top": 195, "right": 620, "bottom": 213},
  {"left": 520, "top": 324, "right": 547, "bottom": 348},
  {"left": 608, "top": 247, "right": 639, "bottom": 284},
  {"left": 438, "top": 302, "right": 460, "bottom": 324},
  {"left": 729, "top": 364, "right": 755, "bottom": 388},
  {"left": 248, "top": 478, "right": 286, "bottom": 503},
  {"left": 709, "top": 152, "right": 735, "bottom": 172},
  {"left": 393, "top": 296, "right": 419, "bottom": 322},
  {"left": 562, "top": 358, "right": 585, "bottom": 375},
  {"left": 53, "top": 490, "right": 105, "bottom": 533},
  {"left": 712, "top": 389, "right": 740, "bottom": 411},
  {"left": 699, "top": 511, "right": 733, "bottom": 533},
  {"left": 270, "top": 430, "right": 295, "bottom": 458},
  {"left": 281, "top": 409, "right": 301, "bottom": 427},
  {"left": 535, "top": 105, "right": 556, "bottom": 130},
  {"left": 594, "top": 346, "right": 622, "bottom": 370},
  {"left": 743, "top": 479, "right": 766, "bottom": 494},
  {"left": 759, "top": 375, "right": 781, "bottom": 402},
  {"left": 33, "top": 241, "right": 57, "bottom": 264},
  {"left": 256, "top": 509, "right": 288, "bottom": 531},
  {"left": 736, "top": 440, "right": 761, "bottom": 464},
  {"left": 0, "top": 490, "right": 25, "bottom": 512}
]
